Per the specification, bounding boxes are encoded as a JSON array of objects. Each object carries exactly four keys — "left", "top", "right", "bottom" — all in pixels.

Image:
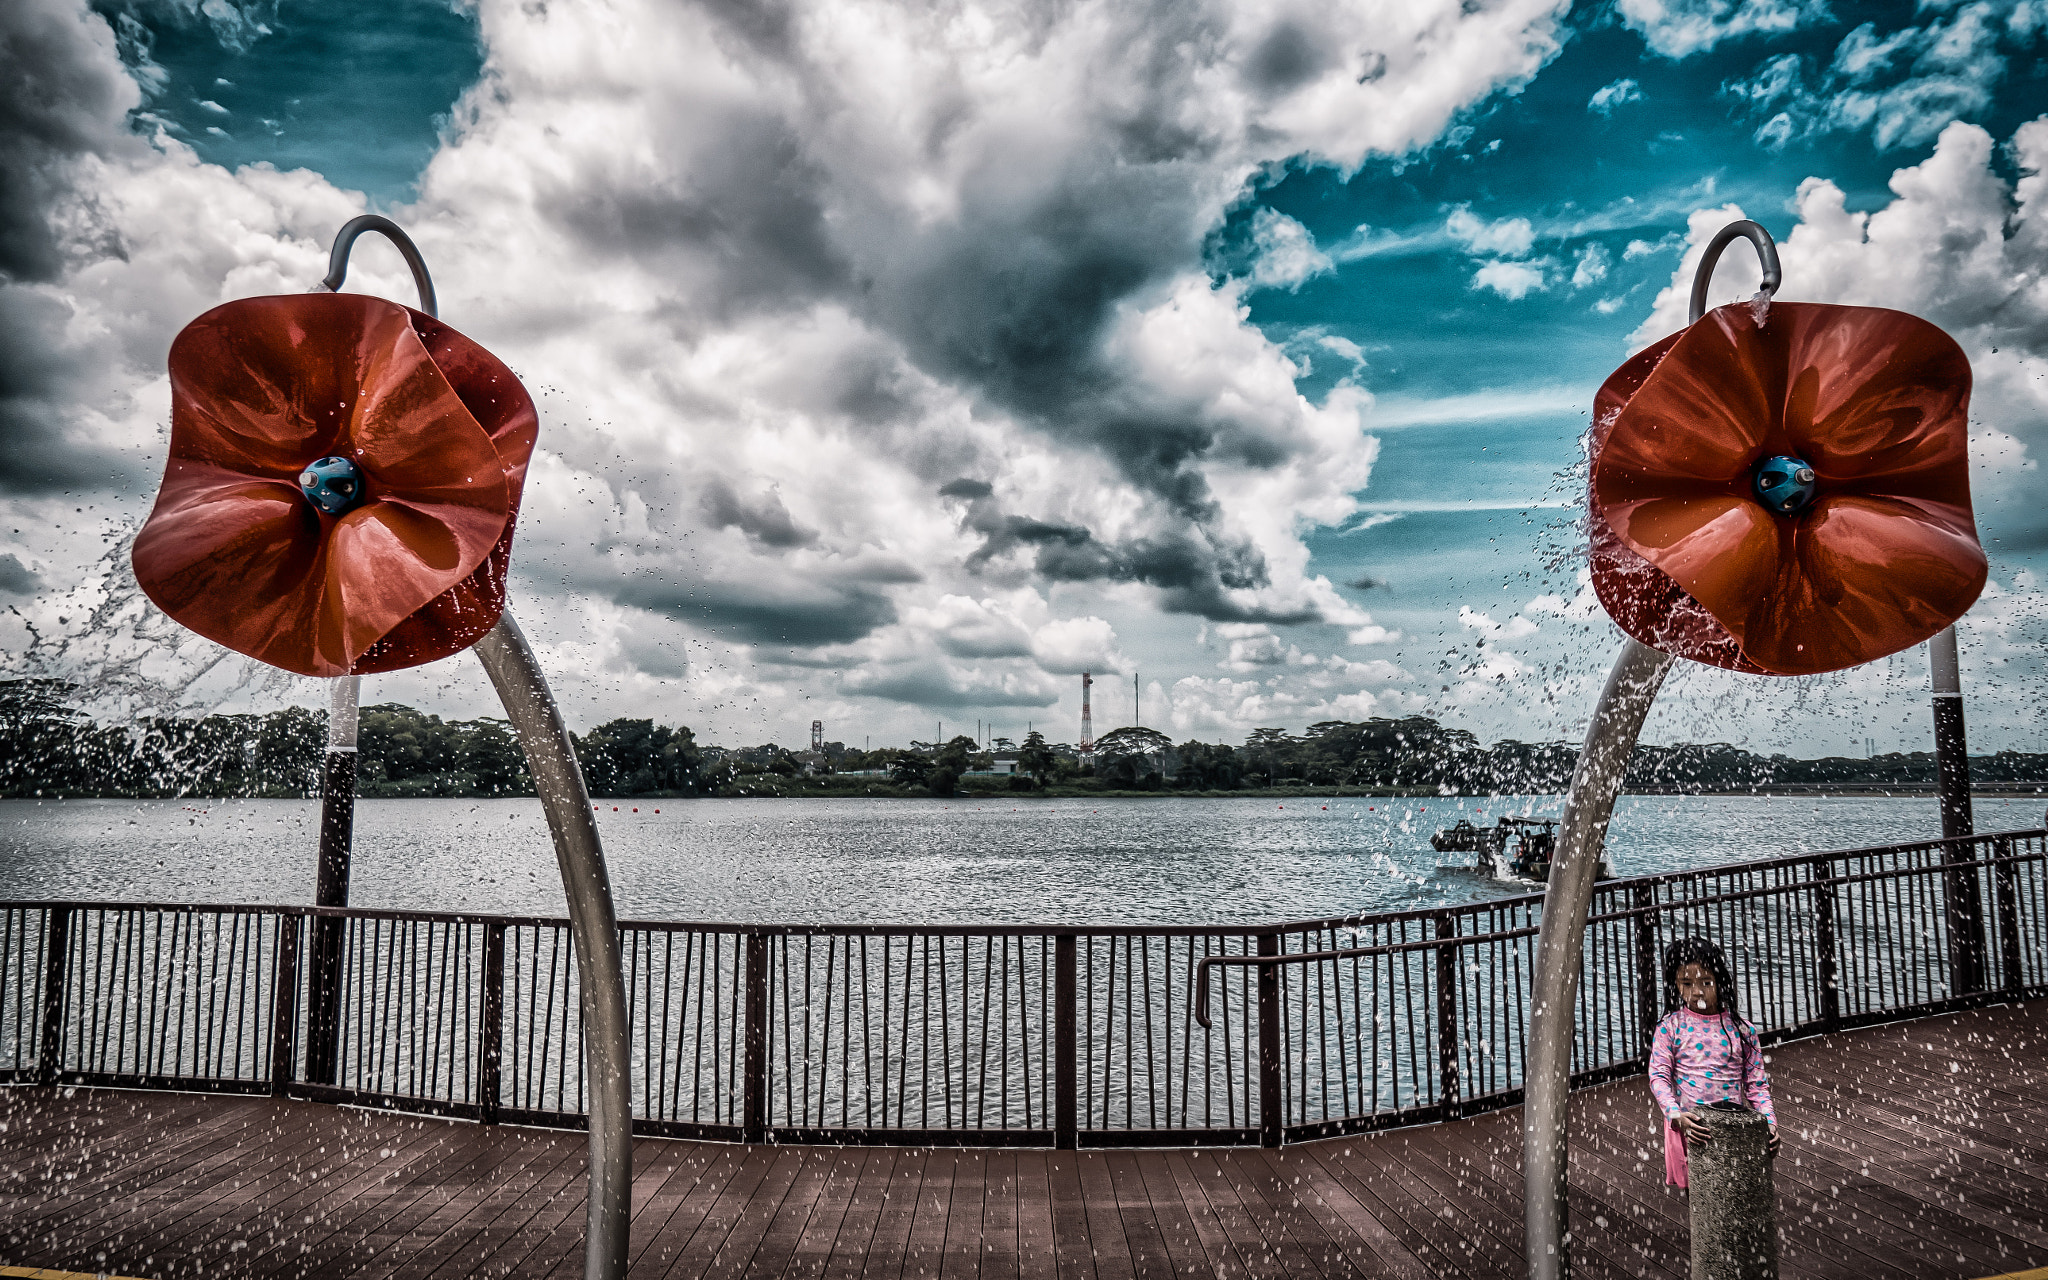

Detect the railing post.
[
  {"left": 742, "top": 931, "right": 768, "bottom": 1144},
  {"left": 1943, "top": 836, "right": 1988, "bottom": 998},
  {"left": 307, "top": 713, "right": 357, "bottom": 1087},
  {"left": 1632, "top": 884, "right": 1659, "bottom": 1056},
  {"left": 1257, "top": 931, "right": 1283, "bottom": 1148},
  {"left": 37, "top": 906, "right": 71, "bottom": 1086},
  {"left": 269, "top": 912, "right": 301, "bottom": 1094},
  {"left": 1811, "top": 856, "right": 1840, "bottom": 1030},
  {"left": 481, "top": 921, "right": 506, "bottom": 1124},
  {"left": 1054, "top": 934, "right": 1078, "bottom": 1150},
  {"left": 1993, "top": 837, "right": 2022, "bottom": 994},
  {"left": 1434, "top": 913, "right": 1459, "bottom": 1119},
  {"left": 305, "top": 911, "right": 347, "bottom": 1086}
]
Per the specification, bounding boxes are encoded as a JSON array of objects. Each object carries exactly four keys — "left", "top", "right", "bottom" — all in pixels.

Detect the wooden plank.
[
  {"left": 1101, "top": 1153, "right": 1173, "bottom": 1280},
  {"left": 978, "top": 1150, "right": 1021, "bottom": 1280},
  {"left": 631, "top": 1142, "right": 756, "bottom": 1277},
  {"left": 904, "top": 1147, "right": 958, "bottom": 1280},
  {"left": 29, "top": 1097, "right": 347, "bottom": 1268},
  {"left": 0, "top": 1092, "right": 281, "bottom": 1247},
  {"left": 819, "top": 1147, "right": 898, "bottom": 1280},
  {"left": 1156, "top": 1150, "right": 1251, "bottom": 1279},
  {"left": 1043, "top": 1151, "right": 1096, "bottom": 1280},
  {"left": 695, "top": 1148, "right": 808, "bottom": 1280},
  {"left": 191, "top": 1107, "right": 502, "bottom": 1276},
  {"left": 1274, "top": 1142, "right": 1437, "bottom": 1280},
  {"left": 1301, "top": 1132, "right": 1486, "bottom": 1280},
  {"left": 1010, "top": 1150, "right": 1058, "bottom": 1280},
  {"left": 745, "top": 1145, "right": 842, "bottom": 1279},
  {"left": 939, "top": 1150, "right": 988, "bottom": 1280},
  {"left": 644, "top": 1147, "right": 787, "bottom": 1280},
  {"left": 1216, "top": 1151, "right": 1349, "bottom": 1279},
  {"left": 855, "top": 1146, "right": 931, "bottom": 1280},
  {"left": 1122, "top": 1152, "right": 1215, "bottom": 1280},
  {"left": 1072, "top": 1153, "right": 1136, "bottom": 1280},
  {"left": 1166, "top": 1148, "right": 1286, "bottom": 1280},
  {"left": 344, "top": 1127, "right": 584, "bottom": 1279},
  {"left": 784, "top": 1148, "right": 873, "bottom": 1279}
]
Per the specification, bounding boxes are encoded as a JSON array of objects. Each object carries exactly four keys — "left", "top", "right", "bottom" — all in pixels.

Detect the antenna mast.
[{"left": 1080, "top": 672, "right": 1094, "bottom": 753}]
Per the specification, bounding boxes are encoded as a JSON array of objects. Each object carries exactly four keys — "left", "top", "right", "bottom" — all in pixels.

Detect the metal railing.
[{"left": 1, "top": 828, "right": 2041, "bottom": 1147}]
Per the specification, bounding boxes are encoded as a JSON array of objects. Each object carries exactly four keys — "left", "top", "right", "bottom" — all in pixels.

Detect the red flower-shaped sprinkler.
[
  {"left": 1523, "top": 220, "right": 1987, "bottom": 1278},
  {"left": 130, "top": 217, "right": 631, "bottom": 1280},
  {"left": 135, "top": 288, "right": 536, "bottom": 677}
]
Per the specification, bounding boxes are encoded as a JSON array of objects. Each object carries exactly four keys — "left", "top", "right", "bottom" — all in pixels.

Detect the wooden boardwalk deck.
[{"left": 3, "top": 1000, "right": 2044, "bottom": 1280}]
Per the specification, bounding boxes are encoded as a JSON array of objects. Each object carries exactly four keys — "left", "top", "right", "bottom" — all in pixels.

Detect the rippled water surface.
[{"left": 2, "top": 793, "right": 2035, "bottom": 925}]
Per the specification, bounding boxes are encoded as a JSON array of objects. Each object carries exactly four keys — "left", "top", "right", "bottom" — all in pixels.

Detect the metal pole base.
[
  {"left": 1524, "top": 638, "right": 1673, "bottom": 1279},
  {"left": 474, "top": 612, "right": 631, "bottom": 1280}
]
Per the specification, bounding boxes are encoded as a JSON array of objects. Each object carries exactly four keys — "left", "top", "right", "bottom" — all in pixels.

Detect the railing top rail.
[{"left": 2, "top": 826, "right": 2037, "bottom": 937}]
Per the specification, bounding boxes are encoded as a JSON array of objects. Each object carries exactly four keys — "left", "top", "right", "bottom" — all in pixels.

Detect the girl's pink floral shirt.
[{"left": 1648, "top": 1008, "right": 1775, "bottom": 1123}]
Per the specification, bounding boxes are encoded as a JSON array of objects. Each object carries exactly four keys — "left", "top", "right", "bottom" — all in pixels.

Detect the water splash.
[{"left": 6, "top": 522, "right": 304, "bottom": 722}]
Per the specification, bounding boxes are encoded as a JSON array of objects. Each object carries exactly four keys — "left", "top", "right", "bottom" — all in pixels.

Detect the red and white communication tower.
[{"left": 1079, "top": 671, "right": 1094, "bottom": 754}]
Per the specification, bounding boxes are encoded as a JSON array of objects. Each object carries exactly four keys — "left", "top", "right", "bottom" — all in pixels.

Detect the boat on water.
[{"left": 1431, "top": 815, "right": 1608, "bottom": 881}]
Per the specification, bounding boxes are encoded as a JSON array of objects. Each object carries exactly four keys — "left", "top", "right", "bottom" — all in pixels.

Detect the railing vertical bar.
[
  {"left": 1435, "top": 913, "right": 1458, "bottom": 1119},
  {"left": 1811, "top": 856, "right": 1840, "bottom": 1030},
  {"left": 1994, "top": 838, "right": 2021, "bottom": 994},
  {"left": 481, "top": 920, "right": 505, "bottom": 1124},
  {"left": 270, "top": 913, "right": 301, "bottom": 1093},
  {"left": 742, "top": 931, "right": 767, "bottom": 1144},
  {"left": 1054, "top": 933, "right": 1077, "bottom": 1150},
  {"left": 1257, "top": 930, "right": 1281, "bottom": 1147},
  {"left": 38, "top": 906, "right": 71, "bottom": 1085}
]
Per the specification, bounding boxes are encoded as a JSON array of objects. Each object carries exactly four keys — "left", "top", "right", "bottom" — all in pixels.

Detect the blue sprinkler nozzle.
[
  {"left": 1753, "top": 454, "right": 1816, "bottom": 515},
  {"left": 299, "top": 455, "right": 365, "bottom": 516}
]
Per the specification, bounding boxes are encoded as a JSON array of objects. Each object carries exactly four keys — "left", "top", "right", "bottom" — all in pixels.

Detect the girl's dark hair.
[{"left": 1662, "top": 935, "right": 1741, "bottom": 1020}]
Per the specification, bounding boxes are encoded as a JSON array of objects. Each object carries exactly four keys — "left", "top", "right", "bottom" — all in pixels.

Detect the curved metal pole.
[
  {"left": 1522, "top": 637, "right": 1673, "bottom": 1278},
  {"left": 474, "top": 612, "right": 631, "bottom": 1280},
  {"left": 1523, "top": 218, "right": 1779, "bottom": 1275},
  {"left": 1687, "top": 218, "right": 1780, "bottom": 326},
  {"left": 321, "top": 214, "right": 439, "bottom": 317}
]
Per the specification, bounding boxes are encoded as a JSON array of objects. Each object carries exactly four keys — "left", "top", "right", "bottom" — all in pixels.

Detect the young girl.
[{"left": 1647, "top": 935, "right": 1779, "bottom": 1189}]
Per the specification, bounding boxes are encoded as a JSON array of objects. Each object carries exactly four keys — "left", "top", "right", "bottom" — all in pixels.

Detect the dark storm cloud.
[
  {"left": 0, "top": 552, "right": 40, "bottom": 595},
  {"left": 0, "top": 289, "right": 121, "bottom": 491},
  {"left": 941, "top": 481, "right": 1311, "bottom": 623},
  {"left": 837, "top": 665, "right": 1057, "bottom": 709},
  {"left": 941, "top": 479, "right": 1092, "bottom": 570},
  {"left": 806, "top": 7, "right": 1327, "bottom": 613},
  {"left": 0, "top": 0, "right": 143, "bottom": 284},
  {"left": 615, "top": 573, "right": 898, "bottom": 647},
  {"left": 700, "top": 478, "right": 817, "bottom": 548}
]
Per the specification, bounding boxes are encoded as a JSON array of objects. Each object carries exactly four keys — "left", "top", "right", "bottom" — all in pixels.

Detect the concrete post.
[{"left": 1686, "top": 1104, "right": 1777, "bottom": 1280}]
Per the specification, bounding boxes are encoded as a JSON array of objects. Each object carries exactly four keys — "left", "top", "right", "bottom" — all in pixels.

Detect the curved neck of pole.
[
  {"left": 321, "top": 214, "right": 438, "bottom": 318},
  {"left": 1522, "top": 637, "right": 1674, "bottom": 1279},
  {"left": 1688, "top": 219, "right": 1781, "bottom": 326}
]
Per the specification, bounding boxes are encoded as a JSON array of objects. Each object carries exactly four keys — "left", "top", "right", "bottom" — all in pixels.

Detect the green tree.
[
  {"left": 253, "top": 706, "right": 325, "bottom": 794},
  {"left": 1018, "top": 730, "right": 1056, "bottom": 785},
  {"left": 934, "top": 735, "right": 979, "bottom": 775},
  {"left": 459, "top": 719, "right": 530, "bottom": 795},
  {"left": 889, "top": 751, "right": 932, "bottom": 788}
]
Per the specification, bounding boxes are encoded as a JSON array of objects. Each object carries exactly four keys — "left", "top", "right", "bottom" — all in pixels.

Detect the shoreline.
[{"left": 9, "top": 783, "right": 2046, "bottom": 802}]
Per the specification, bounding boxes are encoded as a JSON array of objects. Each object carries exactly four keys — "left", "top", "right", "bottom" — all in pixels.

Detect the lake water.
[{"left": 5, "top": 793, "right": 2040, "bottom": 926}]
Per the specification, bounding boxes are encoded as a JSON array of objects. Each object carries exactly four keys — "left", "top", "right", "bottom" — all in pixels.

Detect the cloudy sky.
[{"left": 3, "top": 0, "right": 2046, "bottom": 755}]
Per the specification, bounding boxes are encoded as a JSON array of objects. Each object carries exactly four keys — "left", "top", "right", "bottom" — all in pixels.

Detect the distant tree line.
[{"left": 4, "top": 680, "right": 2045, "bottom": 799}]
